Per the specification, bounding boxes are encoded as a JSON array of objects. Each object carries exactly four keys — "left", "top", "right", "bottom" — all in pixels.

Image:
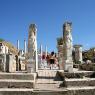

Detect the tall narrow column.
[
  {"left": 3, "top": 54, "right": 6, "bottom": 72},
  {"left": 63, "top": 22, "right": 73, "bottom": 72},
  {"left": 74, "top": 45, "right": 82, "bottom": 63},
  {"left": 24, "top": 39, "right": 27, "bottom": 54},
  {"left": 27, "top": 24, "right": 37, "bottom": 73},
  {"left": 57, "top": 37, "right": 64, "bottom": 70},
  {"left": 17, "top": 40, "right": 19, "bottom": 51},
  {"left": 35, "top": 31, "right": 38, "bottom": 72},
  {"left": 45, "top": 45, "right": 47, "bottom": 57},
  {"left": 40, "top": 44, "right": 42, "bottom": 64}
]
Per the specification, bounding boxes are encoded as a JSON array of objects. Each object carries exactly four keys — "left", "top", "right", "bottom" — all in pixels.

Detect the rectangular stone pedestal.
[
  {"left": 27, "top": 61, "right": 36, "bottom": 73},
  {"left": 64, "top": 61, "right": 73, "bottom": 73}
]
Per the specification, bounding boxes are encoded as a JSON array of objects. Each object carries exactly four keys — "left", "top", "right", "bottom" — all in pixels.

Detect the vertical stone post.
[
  {"left": 40, "top": 44, "right": 42, "bottom": 65},
  {"left": 24, "top": 39, "right": 27, "bottom": 54},
  {"left": 3, "top": 54, "right": 6, "bottom": 72},
  {"left": 45, "top": 45, "right": 47, "bottom": 57},
  {"left": 6, "top": 54, "right": 16, "bottom": 72},
  {"left": 17, "top": 40, "right": 19, "bottom": 51},
  {"left": 58, "top": 45, "right": 64, "bottom": 70},
  {"left": 35, "top": 31, "right": 38, "bottom": 72},
  {"left": 74, "top": 45, "right": 82, "bottom": 63},
  {"left": 57, "top": 37, "right": 64, "bottom": 70},
  {"left": 27, "top": 24, "right": 38, "bottom": 73},
  {"left": 63, "top": 22, "right": 73, "bottom": 72}
]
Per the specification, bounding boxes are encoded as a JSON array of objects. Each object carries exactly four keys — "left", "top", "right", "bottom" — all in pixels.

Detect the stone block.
[
  {"left": 0, "top": 80, "right": 34, "bottom": 88},
  {"left": 0, "top": 73, "right": 36, "bottom": 80},
  {"left": 64, "top": 62, "right": 73, "bottom": 73},
  {"left": 27, "top": 61, "right": 36, "bottom": 73},
  {"left": 66, "top": 78, "right": 95, "bottom": 87}
]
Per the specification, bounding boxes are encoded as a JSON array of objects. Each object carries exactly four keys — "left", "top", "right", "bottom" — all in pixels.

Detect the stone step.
[
  {"left": 0, "top": 79, "right": 34, "bottom": 88},
  {"left": 0, "top": 73, "right": 36, "bottom": 80},
  {"left": 66, "top": 78, "right": 95, "bottom": 87},
  {"left": 65, "top": 71, "right": 95, "bottom": 78},
  {"left": 0, "top": 86, "right": 95, "bottom": 95},
  {"left": 67, "top": 86, "right": 95, "bottom": 95},
  {"left": 34, "top": 86, "right": 95, "bottom": 95},
  {"left": 58, "top": 70, "right": 95, "bottom": 78},
  {"left": 0, "top": 88, "right": 33, "bottom": 95},
  {"left": 0, "top": 85, "right": 95, "bottom": 95}
]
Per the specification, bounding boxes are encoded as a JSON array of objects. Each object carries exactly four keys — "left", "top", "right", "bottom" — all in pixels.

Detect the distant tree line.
[{"left": 83, "top": 48, "right": 95, "bottom": 62}]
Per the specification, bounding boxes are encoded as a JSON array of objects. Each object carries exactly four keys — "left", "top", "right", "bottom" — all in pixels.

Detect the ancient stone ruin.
[
  {"left": 27, "top": 24, "right": 38, "bottom": 73},
  {"left": 0, "top": 22, "right": 95, "bottom": 95},
  {"left": 63, "top": 22, "right": 73, "bottom": 72}
]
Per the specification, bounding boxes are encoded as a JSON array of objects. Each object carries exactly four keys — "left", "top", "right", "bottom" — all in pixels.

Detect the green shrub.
[
  {"left": 75, "top": 61, "right": 81, "bottom": 64},
  {"left": 0, "top": 38, "right": 4, "bottom": 42}
]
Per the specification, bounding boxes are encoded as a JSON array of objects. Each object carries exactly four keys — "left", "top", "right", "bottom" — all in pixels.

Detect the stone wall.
[
  {"left": 79, "top": 63, "right": 95, "bottom": 71},
  {"left": 6, "top": 54, "right": 16, "bottom": 72}
]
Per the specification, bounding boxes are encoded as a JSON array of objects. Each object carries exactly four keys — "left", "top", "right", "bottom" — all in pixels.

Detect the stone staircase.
[
  {"left": 58, "top": 70, "right": 95, "bottom": 95},
  {"left": 34, "top": 70, "right": 63, "bottom": 90},
  {"left": 33, "top": 70, "right": 95, "bottom": 95},
  {"left": 0, "top": 70, "right": 95, "bottom": 95},
  {"left": 34, "top": 70, "right": 67, "bottom": 94},
  {"left": 0, "top": 72, "right": 36, "bottom": 95}
]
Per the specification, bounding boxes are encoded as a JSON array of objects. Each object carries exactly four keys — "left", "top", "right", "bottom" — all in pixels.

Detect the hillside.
[{"left": 0, "top": 39, "right": 18, "bottom": 55}]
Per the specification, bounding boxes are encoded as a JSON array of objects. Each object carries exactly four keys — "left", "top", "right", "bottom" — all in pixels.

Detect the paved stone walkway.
[{"left": 34, "top": 70, "right": 64, "bottom": 91}]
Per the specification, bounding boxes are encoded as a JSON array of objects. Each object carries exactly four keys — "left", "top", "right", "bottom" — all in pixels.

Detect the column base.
[
  {"left": 64, "top": 60, "right": 73, "bottom": 73},
  {"left": 27, "top": 59, "right": 36, "bottom": 73}
]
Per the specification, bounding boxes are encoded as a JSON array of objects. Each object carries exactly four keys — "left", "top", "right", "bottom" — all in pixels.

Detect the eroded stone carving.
[
  {"left": 27, "top": 24, "right": 37, "bottom": 73},
  {"left": 63, "top": 22, "right": 73, "bottom": 72}
]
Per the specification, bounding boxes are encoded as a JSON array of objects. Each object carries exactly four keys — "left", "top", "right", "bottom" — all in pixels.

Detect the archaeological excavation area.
[{"left": 0, "top": 22, "right": 95, "bottom": 95}]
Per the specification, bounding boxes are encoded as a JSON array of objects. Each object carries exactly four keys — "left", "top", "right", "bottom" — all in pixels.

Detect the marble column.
[
  {"left": 40, "top": 44, "right": 42, "bottom": 64},
  {"left": 74, "top": 45, "right": 82, "bottom": 63},
  {"left": 57, "top": 44, "right": 64, "bottom": 70},
  {"left": 35, "top": 32, "right": 38, "bottom": 72},
  {"left": 24, "top": 40, "right": 27, "bottom": 54},
  {"left": 27, "top": 24, "right": 37, "bottom": 73},
  {"left": 63, "top": 22, "right": 73, "bottom": 72},
  {"left": 45, "top": 45, "right": 47, "bottom": 57},
  {"left": 3, "top": 54, "right": 6, "bottom": 72},
  {"left": 17, "top": 40, "right": 19, "bottom": 51}
]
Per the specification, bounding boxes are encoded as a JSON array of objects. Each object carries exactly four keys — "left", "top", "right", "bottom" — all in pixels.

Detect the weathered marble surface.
[
  {"left": 27, "top": 24, "right": 38, "bottom": 73},
  {"left": 74, "top": 45, "right": 83, "bottom": 63},
  {"left": 63, "top": 22, "right": 73, "bottom": 72}
]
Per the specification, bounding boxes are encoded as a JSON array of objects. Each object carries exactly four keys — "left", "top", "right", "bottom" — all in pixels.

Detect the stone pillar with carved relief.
[
  {"left": 27, "top": 24, "right": 38, "bottom": 73},
  {"left": 63, "top": 22, "right": 73, "bottom": 72}
]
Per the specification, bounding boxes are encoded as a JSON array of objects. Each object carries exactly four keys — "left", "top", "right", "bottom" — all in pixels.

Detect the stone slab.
[
  {"left": 0, "top": 79, "right": 34, "bottom": 88},
  {"left": 66, "top": 78, "right": 95, "bottom": 86},
  {"left": 58, "top": 71, "right": 95, "bottom": 78},
  {"left": 0, "top": 73, "right": 36, "bottom": 80},
  {"left": 0, "top": 87, "right": 95, "bottom": 95}
]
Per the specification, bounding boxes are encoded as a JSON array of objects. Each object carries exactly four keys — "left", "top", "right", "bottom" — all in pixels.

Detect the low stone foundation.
[
  {"left": 0, "top": 80, "right": 34, "bottom": 88},
  {"left": 66, "top": 78, "right": 95, "bottom": 86},
  {"left": 0, "top": 73, "right": 35, "bottom": 80},
  {"left": 79, "top": 63, "right": 95, "bottom": 71},
  {"left": 58, "top": 71, "right": 95, "bottom": 79},
  {"left": 57, "top": 71, "right": 95, "bottom": 95}
]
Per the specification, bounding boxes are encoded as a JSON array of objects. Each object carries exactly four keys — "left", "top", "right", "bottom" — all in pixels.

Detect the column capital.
[{"left": 74, "top": 45, "right": 82, "bottom": 48}]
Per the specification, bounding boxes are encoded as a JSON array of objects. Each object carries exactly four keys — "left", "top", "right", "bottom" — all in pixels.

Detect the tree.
[{"left": 0, "top": 38, "right": 4, "bottom": 42}]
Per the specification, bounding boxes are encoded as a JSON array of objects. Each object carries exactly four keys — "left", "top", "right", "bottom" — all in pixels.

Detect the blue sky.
[{"left": 0, "top": 0, "right": 95, "bottom": 52}]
